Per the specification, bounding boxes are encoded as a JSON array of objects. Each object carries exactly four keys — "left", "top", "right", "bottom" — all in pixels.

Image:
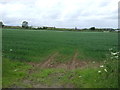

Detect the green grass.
[
  {"left": 2, "top": 29, "right": 118, "bottom": 88},
  {"left": 2, "top": 58, "right": 32, "bottom": 87},
  {"left": 21, "top": 59, "right": 118, "bottom": 88},
  {"left": 2, "top": 29, "right": 118, "bottom": 62}
]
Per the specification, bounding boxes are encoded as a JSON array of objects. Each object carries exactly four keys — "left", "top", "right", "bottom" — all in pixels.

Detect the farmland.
[{"left": 2, "top": 29, "right": 118, "bottom": 88}]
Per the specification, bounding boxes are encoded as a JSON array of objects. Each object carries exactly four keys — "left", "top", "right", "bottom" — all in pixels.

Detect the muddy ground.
[{"left": 12, "top": 51, "right": 101, "bottom": 88}]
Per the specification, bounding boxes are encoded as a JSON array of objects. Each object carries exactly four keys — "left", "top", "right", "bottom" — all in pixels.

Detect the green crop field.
[{"left": 2, "top": 29, "right": 118, "bottom": 88}]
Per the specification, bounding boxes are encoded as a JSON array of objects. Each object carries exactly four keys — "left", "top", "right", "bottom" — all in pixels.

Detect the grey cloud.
[
  {"left": 1, "top": 0, "right": 119, "bottom": 28},
  {"left": 99, "top": 1, "right": 109, "bottom": 7}
]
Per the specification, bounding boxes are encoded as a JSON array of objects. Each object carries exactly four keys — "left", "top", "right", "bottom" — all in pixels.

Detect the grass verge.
[{"left": 2, "top": 58, "right": 32, "bottom": 87}]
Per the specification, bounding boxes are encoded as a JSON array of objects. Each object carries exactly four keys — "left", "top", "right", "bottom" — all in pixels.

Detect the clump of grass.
[
  {"left": 28, "top": 69, "right": 61, "bottom": 86},
  {"left": 2, "top": 58, "right": 32, "bottom": 87}
]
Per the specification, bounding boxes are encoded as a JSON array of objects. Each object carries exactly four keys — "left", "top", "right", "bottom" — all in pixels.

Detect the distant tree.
[
  {"left": 75, "top": 27, "right": 77, "bottom": 30},
  {"left": 54, "top": 26, "right": 56, "bottom": 30},
  {"left": 22, "top": 21, "right": 28, "bottom": 28},
  {"left": 43, "top": 26, "right": 48, "bottom": 29},
  {"left": 90, "top": 27, "right": 95, "bottom": 30},
  {"left": 37, "top": 27, "right": 43, "bottom": 29},
  {"left": 0, "top": 21, "right": 4, "bottom": 28}
]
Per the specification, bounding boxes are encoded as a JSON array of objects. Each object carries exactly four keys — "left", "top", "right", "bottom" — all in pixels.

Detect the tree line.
[{"left": 0, "top": 21, "right": 118, "bottom": 32}]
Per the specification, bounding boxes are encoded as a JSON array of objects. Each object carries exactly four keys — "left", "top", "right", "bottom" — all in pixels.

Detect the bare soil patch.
[
  {"left": 55, "top": 51, "right": 93, "bottom": 70},
  {"left": 40, "top": 52, "right": 58, "bottom": 68},
  {"left": 14, "top": 52, "right": 101, "bottom": 88},
  {"left": 28, "top": 51, "right": 101, "bottom": 70}
]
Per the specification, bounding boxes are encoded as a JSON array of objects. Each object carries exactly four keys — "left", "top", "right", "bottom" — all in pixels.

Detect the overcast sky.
[{"left": 0, "top": 0, "right": 119, "bottom": 28}]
